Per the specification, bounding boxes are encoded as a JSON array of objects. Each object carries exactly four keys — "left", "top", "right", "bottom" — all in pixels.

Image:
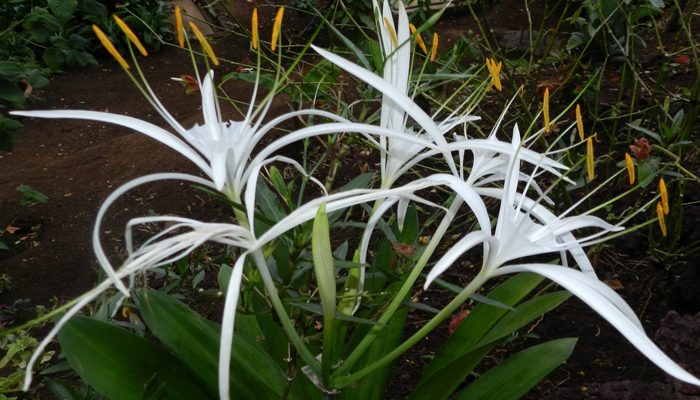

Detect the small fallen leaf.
[
  {"left": 448, "top": 311, "right": 469, "bottom": 336},
  {"left": 603, "top": 279, "right": 624, "bottom": 290},
  {"left": 6, "top": 226, "right": 19, "bottom": 234},
  {"left": 676, "top": 55, "right": 690, "bottom": 64}
]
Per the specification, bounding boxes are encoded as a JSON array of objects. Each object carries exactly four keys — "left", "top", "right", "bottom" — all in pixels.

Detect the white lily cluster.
[{"left": 11, "top": 0, "right": 700, "bottom": 397}]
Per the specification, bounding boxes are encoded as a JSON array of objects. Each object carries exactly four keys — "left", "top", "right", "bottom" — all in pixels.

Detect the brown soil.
[{"left": 2, "top": 0, "right": 699, "bottom": 399}]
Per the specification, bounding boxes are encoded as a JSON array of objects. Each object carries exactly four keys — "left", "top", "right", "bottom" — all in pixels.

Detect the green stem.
[
  {"left": 333, "top": 272, "right": 490, "bottom": 388},
  {"left": 253, "top": 251, "right": 322, "bottom": 378},
  {"left": 332, "top": 197, "right": 464, "bottom": 379}
]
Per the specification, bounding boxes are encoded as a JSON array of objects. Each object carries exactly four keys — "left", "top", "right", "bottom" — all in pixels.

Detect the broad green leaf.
[
  {"left": 48, "top": 0, "right": 77, "bottom": 23},
  {"left": 475, "top": 291, "right": 572, "bottom": 347},
  {"left": 409, "top": 273, "right": 544, "bottom": 400},
  {"left": 137, "top": 289, "right": 297, "bottom": 400},
  {"left": 0, "top": 241, "right": 8, "bottom": 250},
  {"left": 256, "top": 176, "right": 287, "bottom": 222},
  {"left": 453, "top": 338, "right": 577, "bottom": 400},
  {"left": 0, "top": 80, "right": 25, "bottom": 108},
  {"left": 42, "top": 47, "right": 66, "bottom": 71},
  {"left": 58, "top": 315, "right": 214, "bottom": 400}
]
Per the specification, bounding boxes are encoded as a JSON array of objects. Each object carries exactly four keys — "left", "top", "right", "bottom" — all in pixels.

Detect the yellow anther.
[
  {"left": 656, "top": 202, "right": 667, "bottom": 236},
  {"left": 189, "top": 22, "right": 219, "bottom": 66},
  {"left": 430, "top": 32, "right": 438, "bottom": 62},
  {"left": 625, "top": 153, "right": 635, "bottom": 185},
  {"left": 586, "top": 136, "right": 594, "bottom": 181},
  {"left": 383, "top": 17, "right": 398, "bottom": 48},
  {"left": 576, "top": 104, "right": 584, "bottom": 141},
  {"left": 544, "top": 88, "right": 550, "bottom": 133},
  {"left": 113, "top": 15, "right": 148, "bottom": 56},
  {"left": 92, "top": 25, "right": 130, "bottom": 69},
  {"left": 252, "top": 9, "right": 259, "bottom": 50},
  {"left": 271, "top": 7, "right": 284, "bottom": 51},
  {"left": 175, "top": 6, "right": 184, "bottom": 48},
  {"left": 660, "top": 178, "right": 669, "bottom": 215},
  {"left": 409, "top": 24, "right": 427, "bottom": 54}
]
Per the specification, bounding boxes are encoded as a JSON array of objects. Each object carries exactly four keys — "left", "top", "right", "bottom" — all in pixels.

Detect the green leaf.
[
  {"left": 0, "top": 79, "right": 25, "bottom": 108},
  {"left": 626, "top": 123, "right": 662, "bottom": 143},
  {"left": 42, "top": 47, "right": 66, "bottom": 71},
  {"left": 316, "top": 10, "right": 371, "bottom": 71},
  {"left": 647, "top": 0, "right": 664, "bottom": 8},
  {"left": 408, "top": 273, "right": 545, "bottom": 400},
  {"left": 566, "top": 32, "right": 588, "bottom": 50},
  {"left": 0, "top": 62, "right": 25, "bottom": 82},
  {"left": 0, "top": 241, "right": 8, "bottom": 250},
  {"left": 256, "top": 176, "right": 287, "bottom": 222},
  {"left": 136, "top": 289, "right": 295, "bottom": 400},
  {"left": 475, "top": 291, "right": 572, "bottom": 347},
  {"left": 48, "top": 0, "right": 77, "bottom": 23},
  {"left": 58, "top": 315, "right": 214, "bottom": 400},
  {"left": 27, "top": 71, "right": 50, "bottom": 89},
  {"left": 291, "top": 302, "right": 385, "bottom": 326},
  {"left": 453, "top": 338, "right": 577, "bottom": 400},
  {"left": 78, "top": 0, "right": 108, "bottom": 17}
]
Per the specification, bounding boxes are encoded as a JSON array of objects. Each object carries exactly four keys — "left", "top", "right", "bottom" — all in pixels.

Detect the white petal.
[{"left": 493, "top": 264, "right": 700, "bottom": 387}]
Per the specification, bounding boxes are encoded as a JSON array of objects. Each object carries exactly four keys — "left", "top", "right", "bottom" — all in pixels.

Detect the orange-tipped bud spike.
[
  {"left": 113, "top": 15, "right": 148, "bottom": 56},
  {"left": 586, "top": 136, "right": 594, "bottom": 181},
  {"left": 175, "top": 6, "right": 184, "bottom": 48},
  {"left": 410, "top": 24, "right": 427, "bottom": 54},
  {"left": 92, "top": 25, "right": 130, "bottom": 69},
  {"left": 430, "top": 32, "right": 438, "bottom": 62},
  {"left": 271, "top": 7, "right": 284, "bottom": 51},
  {"left": 656, "top": 202, "right": 667, "bottom": 236},
  {"left": 660, "top": 178, "right": 669, "bottom": 215},
  {"left": 625, "top": 153, "right": 635, "bottom": 185},
  {"left": 576, "top": 104, "right": 584, "bottom": 141},
  {"left": 544, "top": 88, "right": 550, "bottom": 133},
  {"left": 189, "top": 22, "right": 219, "bottom": 66},
  {"left": 252, "top": 9, "right": 259, "bottom": 50}
]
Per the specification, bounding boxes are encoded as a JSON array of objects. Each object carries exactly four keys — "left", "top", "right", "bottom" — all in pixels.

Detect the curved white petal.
[
  {"left": 493, "top": 264, "right": 700, "bottom": 387},
  {"left": 11, "top": 110, "right": 212, "bottom": 176}
]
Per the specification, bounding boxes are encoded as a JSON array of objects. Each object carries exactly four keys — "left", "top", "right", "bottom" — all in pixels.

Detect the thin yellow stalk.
[
  {"left": 175, "top": 6, "right": 184, "bottom": 48},
  {"left": 189, "top": 22, "right": 219, "bottom": 66},
  {"left": 656, "top": 202, "right": 667, "bottom": 236},
  {"left": 544, "top": 88, "right": 550, "bottom": 133},
  {"left": 586, "top": 136, "right": 594, "bottom": 181},
  {"left": 252, "top": 9, "right": 259, "bottom": 50},
  {"left": 409, "top": 24, "right": 427, "bottom": 54},
  {"left": 625, "top": 153, "right": 635, "bottom": 185},
  {"left": 271, "top": 7, "right": 285, "bottom": 51},
  {"left": 113, "top": 15, "right": 148, "bottom": 56}
]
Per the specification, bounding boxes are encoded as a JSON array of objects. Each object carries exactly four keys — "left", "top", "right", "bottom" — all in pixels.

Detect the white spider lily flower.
[
  {"left": 11, "top": 71, "right": 349, "bottom": 203},
  {"left": 23, "top": 215, "right": 256, "bottom": 392},
  {"left": 424, "top": 128, "right": 700, "bottom": 388},
  {"left": 371, "top": 0, "right": 482, "bottom": 188},
  {"left": 312, "top": 39, "right": 478, "bottom": 188}
]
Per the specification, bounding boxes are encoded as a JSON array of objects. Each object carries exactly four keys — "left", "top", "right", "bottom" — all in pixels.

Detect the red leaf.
[{"left": 6, "top": 226, "right": 19, "bottom": 234}]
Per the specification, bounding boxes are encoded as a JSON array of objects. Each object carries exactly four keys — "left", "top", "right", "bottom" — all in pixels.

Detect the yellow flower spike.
[
  {"left": 430, "top": 32, "right": 438, "bottom": 62},
  {"left": 656, "top": 202, "right": 667, "bottom": 237},
  {"left": 189, "top": 22, "right": 219, "bottom": 66},
  {"left": 660, "top": 178, "right": 669, "bottom": 215},
  {"left": 92, "top": 25, "right": 130, "bottom": 69},
  {"left": 175, "top": 6, "right": 184, "bottom": 48},
  {"left": 586, "top": 136, "right": 594, "bottom": 181},
  {"left": 625, "top": 153, "right": 635, "bottom": 185},
  {"left": 409, "top": 24, "right": 427, "bottom": 54},
  {"left": 576, "top": 104, "right": 584, "bottom": 141},
  {"left": 383, "top": 17, "right": 398, "bottom": 48},
  {"left": 252, "top": 9, "right": 259, "bottom": 50},
  {"left": 113, "top": 15, "right": 148, "bottom": 56},
  {"left": 543, "top": 88, "right": 550, "bottom": 133},
  {"left": 271, "top": 7, "right": 284, "bottom": 52},
  {"left": 485, "top": 58, "right": 502, "bottom": 91}
]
